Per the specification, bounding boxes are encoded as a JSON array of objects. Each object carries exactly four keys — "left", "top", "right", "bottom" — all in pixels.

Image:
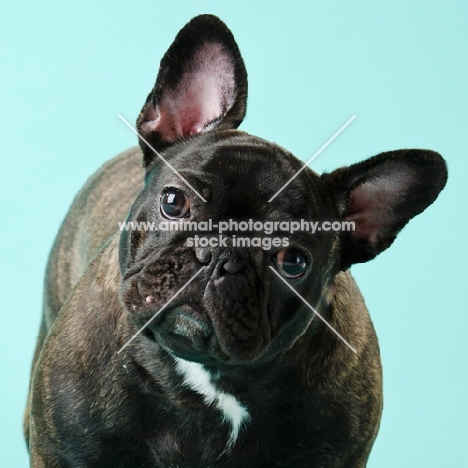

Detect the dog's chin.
[
  {"left": 147, "top": 305, "right": 219, "bottom": 365},
  {"left": 149, "top": 304, "right": 265, "bottom": 366}
]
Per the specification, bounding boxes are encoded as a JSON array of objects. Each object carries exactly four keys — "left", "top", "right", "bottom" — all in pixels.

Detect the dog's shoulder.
[{"left": 31, "top": 235, "right": 133, "bottom": 443}]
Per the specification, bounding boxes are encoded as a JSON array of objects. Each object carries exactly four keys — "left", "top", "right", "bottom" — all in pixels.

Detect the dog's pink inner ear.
[
  {"left": 345, "top": 172, "right": 412, "bottom": 245},
  {"left": 142, "top": 42, "right": 236, "bottom": 142}
]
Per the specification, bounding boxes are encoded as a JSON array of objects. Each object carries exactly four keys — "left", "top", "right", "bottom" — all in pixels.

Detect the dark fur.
[{"left": 26, "top": 15, "right": 447, "bottom": 468}]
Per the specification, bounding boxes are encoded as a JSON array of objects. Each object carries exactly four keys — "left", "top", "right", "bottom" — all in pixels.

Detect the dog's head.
[{"left": 119, "top": 15, "right": 447, "bottom": 366}]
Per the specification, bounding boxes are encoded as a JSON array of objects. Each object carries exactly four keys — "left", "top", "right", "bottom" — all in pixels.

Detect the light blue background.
[{"left": 1, "top": 1, "right": 467, "bottom": 466}]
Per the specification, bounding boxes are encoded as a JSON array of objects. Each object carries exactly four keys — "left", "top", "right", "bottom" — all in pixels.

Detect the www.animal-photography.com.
[{"left": 1, "top": 1, "right": 466, "bottom": 467}]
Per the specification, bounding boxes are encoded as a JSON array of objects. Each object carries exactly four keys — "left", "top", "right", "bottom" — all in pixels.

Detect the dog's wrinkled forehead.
[{"left": 145, "top": 131, "right": 326, "bottom": 220}]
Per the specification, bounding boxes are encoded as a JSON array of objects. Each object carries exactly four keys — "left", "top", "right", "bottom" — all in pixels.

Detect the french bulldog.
[{"left": 25, "top": 14, "right": 448, "bottom": 468}]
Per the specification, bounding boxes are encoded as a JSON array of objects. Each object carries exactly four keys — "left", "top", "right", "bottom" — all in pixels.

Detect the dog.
[{"left": 25, "top": 14, "right": 447, "bottom": 467}]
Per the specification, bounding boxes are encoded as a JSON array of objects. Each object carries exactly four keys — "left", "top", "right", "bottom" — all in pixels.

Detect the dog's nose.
[
  {"left": 196, "top": 246, "right": 246, "bottom": 274},
  {"left": 221, "top": 254, "right": 245, "bottom": 274},
  {"left": 212, "top": 249, "right": 246, "bottom": 276},
  {"left": 194, "top": 246, "right": 211, "bottom": 264}
]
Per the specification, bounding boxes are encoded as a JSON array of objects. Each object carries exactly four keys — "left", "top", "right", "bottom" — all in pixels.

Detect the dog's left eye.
[
  {"left": 275, "top": 248, "right": 308, "bottom": 278},
  {"left": 160, "top": 189, "right": 190, "bottom": 219}
]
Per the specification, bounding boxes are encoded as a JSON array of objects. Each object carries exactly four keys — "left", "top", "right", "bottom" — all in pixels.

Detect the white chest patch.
[{"left": 174, "top": 357, "right": 250, "bottom": 448}]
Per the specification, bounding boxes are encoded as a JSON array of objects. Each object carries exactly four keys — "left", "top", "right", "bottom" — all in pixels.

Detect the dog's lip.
[
  {"left": 157, "top": 303, "right": 213, "bottom": 334},
  {"left": 151, "top": 302, "right": 218, "bottom": 361},
  {"left": 160, "top": 303, "right": 211, "bottom": 326}
]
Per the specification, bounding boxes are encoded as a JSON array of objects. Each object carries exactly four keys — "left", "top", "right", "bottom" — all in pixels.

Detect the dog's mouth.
[
  {"left": 161, "top": 304, "right": 212, "bottom": 339},
  {"left": 158, "top": 303, "right": 213, "bottom": 344},
  {"left": 120, "top": 246, "right": 272, "bottom": 364},
  {"left": 150, "top": 303, "right": 223, "bottom": 363},
  {"left": 148, "top": 298, "right": 270, "bottom": 365},
  {"left": 121, "top": 283, "right": 271, "bottom": 365}
]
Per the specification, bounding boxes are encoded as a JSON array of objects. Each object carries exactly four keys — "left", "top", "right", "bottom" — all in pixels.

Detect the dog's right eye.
[{"left": 160, "top": 190, "right": 190, "bottom": 219}]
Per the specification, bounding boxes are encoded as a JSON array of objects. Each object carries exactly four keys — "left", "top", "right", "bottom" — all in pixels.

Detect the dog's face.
[
  {"left": 120, "top": 132, "right": 338, "bottom": 364},
  {"left": 119, "top": 15, "right": 447, "bottom": 366}
]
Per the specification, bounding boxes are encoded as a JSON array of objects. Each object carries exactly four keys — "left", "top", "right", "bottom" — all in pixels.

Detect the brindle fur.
[{"left": 26, "top": 15, "right": 447, "bottom": 468}]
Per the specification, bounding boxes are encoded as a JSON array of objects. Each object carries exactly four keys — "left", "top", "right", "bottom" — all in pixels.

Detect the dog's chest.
[
  {"left": 173, "top": 358, "right": 250, "bottom": 449},
  {"left": 141, "top": 358, "right": 255, "bottom": 466},
  {"left": 142, "top": 358, "right": 319, "bottom": 468}
]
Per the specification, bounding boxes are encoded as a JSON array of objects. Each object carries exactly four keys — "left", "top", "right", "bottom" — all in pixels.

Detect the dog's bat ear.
[
  {"left": 136, "top": 15, "right": 248, "bottom": 167},
  {"left": 321, "top": 150, "right": 448, "bottom": 270}
]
